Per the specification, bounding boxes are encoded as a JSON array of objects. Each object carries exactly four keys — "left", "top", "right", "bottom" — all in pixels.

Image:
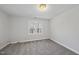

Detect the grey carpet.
[{"left": 0, "top": 39, "right": 77, "bottom": 55}]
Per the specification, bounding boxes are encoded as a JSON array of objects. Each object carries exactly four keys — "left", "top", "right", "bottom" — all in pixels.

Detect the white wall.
[
  {"left": 0, "top": 10, "right": 9, "bottom": 49},
  {"left": 9, "top": 17, "right": 50, "bottom": 43},
  {"left": 50, "top": 7, "right": 79, "bottom": 54}
]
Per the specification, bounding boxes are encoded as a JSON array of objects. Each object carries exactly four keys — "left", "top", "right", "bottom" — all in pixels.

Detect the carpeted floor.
[{"left": 0, "top": 39, "right": 77, "bottom": 55}]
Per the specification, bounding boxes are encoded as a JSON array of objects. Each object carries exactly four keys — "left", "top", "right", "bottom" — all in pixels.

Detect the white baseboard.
[
  {"left": 0, "top": 39, "right": 48, "bottom": 50},
  {"left": 0, "top": 42, "right": 10, "bottom": 50},
  {"left": 9, "top": 39, "right": 49, "bottom": 44},
  {"left": 50, "top": 39, "right": 79, "bottom": 54},
  {"left": 0, "top": 39, "right": 78, "bottom": 54}
]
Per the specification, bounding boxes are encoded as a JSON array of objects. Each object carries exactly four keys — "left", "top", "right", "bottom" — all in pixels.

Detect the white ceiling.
[{"left": 0, "top": 4, "right": 78, "bottom": 19}]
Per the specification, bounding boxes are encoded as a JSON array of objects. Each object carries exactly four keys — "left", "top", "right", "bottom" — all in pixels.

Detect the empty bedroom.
[{"left": 0, "top": 4, "right": 79, "bottom": 55}]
